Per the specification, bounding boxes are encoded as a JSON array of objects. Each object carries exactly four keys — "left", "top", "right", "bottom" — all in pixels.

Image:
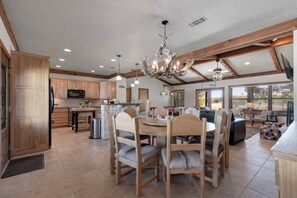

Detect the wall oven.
[{"left": 67, "top": 89, "right": 85, "bottom": 98}]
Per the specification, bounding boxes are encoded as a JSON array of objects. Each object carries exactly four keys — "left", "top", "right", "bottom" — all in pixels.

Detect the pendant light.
[
  {"left": 134, "top": 63, "right": 140, "bottom": 85},
  {"left": 116, "top": 54, "right": 122, "bottom": 81},
  {"left": 130, "top": 69, "right": 135, "bottom": 87},
  {"left": 213, "top": 58, "right": 223, "bottom": 81}
]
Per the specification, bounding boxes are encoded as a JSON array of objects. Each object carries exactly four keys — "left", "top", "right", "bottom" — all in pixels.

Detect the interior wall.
[
  {"left": 0, "top": 17, "right": 15, "bottom": 53},
  {"left": 129, "top": 76, "right": 173, "bottom": 107},
  {"left": 108, "top": 77, "right": 127, "bottom": 103},
  {"left": 293, "top": 30, "right": 297, "bottom": 121},
  {"left": 173, "top": 73, "right": 288, "bottom": 108}
]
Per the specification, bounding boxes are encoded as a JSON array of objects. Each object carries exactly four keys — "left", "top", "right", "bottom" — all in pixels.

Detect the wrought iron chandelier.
[
  {"left": 141, "top": 20, "right": 194, "bottom": 78},
  {"left": 213, "top": 59, "right": 223, "bottom": 81}
]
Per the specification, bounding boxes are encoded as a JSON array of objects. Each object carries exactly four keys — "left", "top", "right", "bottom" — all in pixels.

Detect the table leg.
[
  {"left": 72, "top": 112, "right": 74, "bottom": 130},
  {"left": 75, "top": 112, "right": 78, "bottom": 133}
]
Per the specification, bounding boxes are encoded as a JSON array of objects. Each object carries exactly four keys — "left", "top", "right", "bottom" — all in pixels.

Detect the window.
[
  {"left": 230, "top": 83, "right": 293, "bottom": 112},
  {"left": 174, "top": 90, "right": 184, "bottom": 107},
  {"left": 231, "top": 87, "right": 247, "bottom": 109},
  {"left": 196, "top": 88, "right": 224, "bottom": 110}
]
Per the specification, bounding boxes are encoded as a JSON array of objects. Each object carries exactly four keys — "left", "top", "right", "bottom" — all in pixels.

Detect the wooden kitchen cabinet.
[
  {"left": 10, "top": 51, "right": 50, "bottom": 157},
  {"left": 68, "top": 80, "right": 84, "bottom": 90},
  {"left": 100, "top": 82, "right": 108, "bottom": 99},
  {"left": 52, "top": 108, "right": 69, "bottom": 128},
  {"left": 107, "top": 81, "right": 116, "bottom": 99},
  {"left": 51, "top": 78, "right": 68, "bottom": 98},
  {"left": 84, "top": 81, "right": 100, "bottom": 99},
  {"left": 100, "top": 81, "right": 116, "bottom": 99}
]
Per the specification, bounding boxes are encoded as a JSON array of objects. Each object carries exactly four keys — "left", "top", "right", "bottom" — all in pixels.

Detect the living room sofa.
[{"left": 200, "top": 110, "right": 246, "bottom": 145}]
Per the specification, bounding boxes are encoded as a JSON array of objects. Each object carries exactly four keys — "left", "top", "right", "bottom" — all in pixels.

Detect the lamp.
[
  {"left": 130, "top": 69, "right": 135, "bottom": 87},
  {"left": 246, "top": 102, "right": 254, "bottom": 114},
  {"left": 116, "top": 54, "right": 122, "bottom": 81},
  {"left": 134, "top": 63, "right": 140, "bottom": 85},
  {"left": 213, "top": 59, "right": 223, "bottom": 81},
  {"left": 141, "top": 20, "right": 194, "bottom": 78}
]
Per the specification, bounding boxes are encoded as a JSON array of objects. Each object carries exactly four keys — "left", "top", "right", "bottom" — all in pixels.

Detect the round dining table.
[{"left": 138, "top": 117, "right": 215, "bottom": 147}]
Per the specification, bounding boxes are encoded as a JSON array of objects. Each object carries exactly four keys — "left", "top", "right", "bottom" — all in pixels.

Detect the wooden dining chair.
[
  {"left": 205, "top": 110, "right": 227, "bottom": 188},
  {"left": 152, "top": 107, "right": 168, "bottom": 117},
  {"left": 223, "top": 110, "right": 232, "bottom": 169},
  {"left": 162, "top": 114, "right": 206, "bottom": 198},
  {"left": 123, "top": 107, "right": 151, "bottom": 144},
  {"left": 183, "top": 107, "right": 200, "bottom": 117},
  {"left": 113, "top": 112, "right": 160, "bottom": 197}
]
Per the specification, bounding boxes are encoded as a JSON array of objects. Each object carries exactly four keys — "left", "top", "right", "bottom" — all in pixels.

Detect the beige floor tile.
[
  {"left": 263, "top": 160, "right": 275, "bottom": 171},
  {"left": 248, "top": 176, "right": 278, "bottom": 198},
  {"left": 229, "top": 159, "right": 261, "bottom": 176},
  {"left": 256, "top": 167, "right": 275, "bottom": 182},
  {"left": 240, "top": 188, "right": 269, "bottom": 198},
  {"left": 224, "top": 168, "right": 254, "bottom": 186}
]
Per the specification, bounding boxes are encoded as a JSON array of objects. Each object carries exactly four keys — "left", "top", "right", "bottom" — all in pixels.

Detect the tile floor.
[{"left": 0, "top": 126, "right": 278, "bottom": 198}]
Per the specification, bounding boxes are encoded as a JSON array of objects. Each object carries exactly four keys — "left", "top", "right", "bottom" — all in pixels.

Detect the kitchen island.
[
  {"left": 101, "top": 103, "right": 140, "bottom": 139},
  {"left": 71, "top": 108, "right": 97, "bottom": 133}
]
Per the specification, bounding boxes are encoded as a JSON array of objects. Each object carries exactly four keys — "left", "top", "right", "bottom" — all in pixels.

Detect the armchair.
[{"left": 250, "top": 110, "right": 278, "bottom": 126}]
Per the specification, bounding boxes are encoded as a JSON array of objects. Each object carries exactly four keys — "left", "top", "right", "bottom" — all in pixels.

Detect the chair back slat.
[
  {"left": 171, "top": 114, "right": 205, "bottom": 136},
  {"left": 153, "top": 107, "right": 168, "bottom": 117},
  {"left": 114, "top": 112, "right": 137, "bottom": 133},
  {"left": 117, "top": 136, "right": 136, "bottom": 147},
  {"left": 171, "top": 143, "right": 201, "bottom": 151},
  {"left": 123, "top": 107, "right": 138, "bottom": 118},
  {"left": 183, "top": 107, "right": 199, "bottom": 117}
]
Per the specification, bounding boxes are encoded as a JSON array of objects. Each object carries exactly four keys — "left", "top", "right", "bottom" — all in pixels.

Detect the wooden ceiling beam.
[
  {"left": 0, "top": 0, "right": 19, "bottom": 51},
  {"left": 175, "top": 18, "right": 297, "bottom": 62},
  {"left": 123, "top": 69, "right": 145, "bottom": 78},
  {"left": 269, "top": 47, "right": 282, "bottom": 73},
  {"left": 173, "top": 75, "right": 187, "bottom": 84},
  {"left": 189, "top": 67, "right": 209, "bottom": 81},
  {"left": 219, "top": 59, "right": 239, "bottom": 78},
  {"left": 50, "top": 69, "right": 109, "bottom": 79},
  {"left": 157, "top": 78, "right": 172, "bottom": 85}
]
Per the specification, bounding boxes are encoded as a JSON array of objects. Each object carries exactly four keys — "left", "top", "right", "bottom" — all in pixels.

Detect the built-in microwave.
[{"left": 67, "top": 89, "right": 85, "bottom": 98}]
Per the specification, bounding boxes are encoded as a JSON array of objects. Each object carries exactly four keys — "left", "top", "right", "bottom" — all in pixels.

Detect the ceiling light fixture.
[
  {"left": 111, "top": 59, "right": 116, "bottom": 62},
  {"left": 56, "top": 65, "right": 61, "bottom": 68},
  {"left": 59, "top": 58, "right": 65, "bottom": 61},
  {"left": 99, "top": 65, "right": 104, "bottom": 68},
  {"left": 141, "top": 20, "right": 194, "bottom": 78},
  {"left": 213, "top": 59, "right": 223, "bottom": 81},
  {"left": 130, "top": 69, "right": 135, "bottom": 87},
  {"left": 116, "top": 55, "right": 122, "bottom": 81},
  {"left": 64, "top": 49, "right": 71, "bottom": 52},
  {"left": 244, "top": 61, "right": 250, "bottom": 65},
  {"left": 91, "top": 70, "right": 95, "bottom": 73},
  {"left": 134, "top": 63, "right": 140, "bottom": 85}
]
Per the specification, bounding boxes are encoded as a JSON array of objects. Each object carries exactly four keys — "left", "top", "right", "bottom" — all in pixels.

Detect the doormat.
[{"left": 1, "top": 154, "right": 44, "bottom": 179}]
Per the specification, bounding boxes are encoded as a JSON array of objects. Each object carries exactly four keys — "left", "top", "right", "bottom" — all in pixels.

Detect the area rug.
[
  {"left": 245, "top": 125, "right": 260, "bottom": 140},
  {"left": 1, "top": 154, "right": 44, "bottom": 179}
]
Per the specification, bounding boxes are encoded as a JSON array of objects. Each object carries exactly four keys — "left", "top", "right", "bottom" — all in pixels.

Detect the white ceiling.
[{"left": 3, "top": 0, "right": 297, "bottom": 77}]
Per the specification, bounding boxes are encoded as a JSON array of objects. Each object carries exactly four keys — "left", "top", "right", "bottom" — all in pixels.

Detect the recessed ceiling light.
[
  {"left": 56, "top": 65, "right": 61, "bottom": 68},
  {"left": 111, "top": 59, "right": 116, "bottom": 62},
  {"left": 91, "top": 70, "right": 95, "bottom": 73},
  {"left": 244, "top": 62, "right": 250, "bottom": 65},
  {"left": 110, "top": 67, "right": 115, "bottom": 70},
  {"left": 64, "top": 48, "right": 71, "bottom": 52},
  {"left": 99, "top": 65, "right": 104, "bottom": 68},
  {"left": 208, "top": 69, "right": 212, "bottom": 72},
  {"left": 59, "top": 58, "right": 65, "bottom": 61}
]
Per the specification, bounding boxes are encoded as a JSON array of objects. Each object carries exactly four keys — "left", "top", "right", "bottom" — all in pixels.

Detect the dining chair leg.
[
  {"left": 136, "top": 166, "right": 142, "bottom": 197},
  {"left": 220, "top": 155, "right": 225, "bottom": 176},
  {"left": 162, "top": 163, "right": 166, "bottom": 182},
  {"left": 116, "top": 160, "right": 121, "bottom": 184},
  {"left": 166, "top": 169, "right": 171, "bottom": 198},
  {"left": 212, "top": 158, "right": 219, "bottom": 188},
  {"left": 200, "top": 171, "right": 205, "bottom": 198},
  {"left": 225, "top": 145, "right": 229, "bottom": 169},
  {"left": 155, "top": 155, "right": 160, "bottom": 182},
  {"left": 148, "top": 136, "right": 151, "bottom": 145},
  {"left": 110, "top": 153, "right": 115, "bottom": 174}
]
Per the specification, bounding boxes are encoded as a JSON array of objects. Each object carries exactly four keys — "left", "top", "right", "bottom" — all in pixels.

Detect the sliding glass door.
[{"left": 196, "top": 88, "right": 224, "bottom": 110}]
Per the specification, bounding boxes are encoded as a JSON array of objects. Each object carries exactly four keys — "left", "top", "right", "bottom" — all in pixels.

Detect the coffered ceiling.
[{"left": 2, "top": 0, "right": 297, "bottom": 82}]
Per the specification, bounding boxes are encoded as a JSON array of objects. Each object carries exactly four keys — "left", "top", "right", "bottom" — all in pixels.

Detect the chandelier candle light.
[
  {"left": 213, "top": 59, "right": 223, "bottom": 81},
  {"left": 116, "top": 54, "right": 122, "bottom": 81},
  {"left": 130, "top": 69, "right": 135, "bottom": 87},
  {"left": 134, "top": 63, "right": 140, "bottom": 85},
  {"left": 141, "top": 20, "right": 194, "bottom": 78}
]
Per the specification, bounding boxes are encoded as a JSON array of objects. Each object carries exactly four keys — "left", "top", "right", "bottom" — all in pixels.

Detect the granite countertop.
[
  {"left": 71, "top": 107, "right": 98, "bottom": 112},
  {"left": 101, "top": 103, "right": 140, "bottom": 106},
  {"left": 55, "top": 106, "right": 69, "bottom": 109}
]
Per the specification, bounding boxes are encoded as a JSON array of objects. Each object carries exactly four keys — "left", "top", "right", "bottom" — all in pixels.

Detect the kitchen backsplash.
[{"left": 54, "top": 98, "right": 104, "bottom": 108}]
